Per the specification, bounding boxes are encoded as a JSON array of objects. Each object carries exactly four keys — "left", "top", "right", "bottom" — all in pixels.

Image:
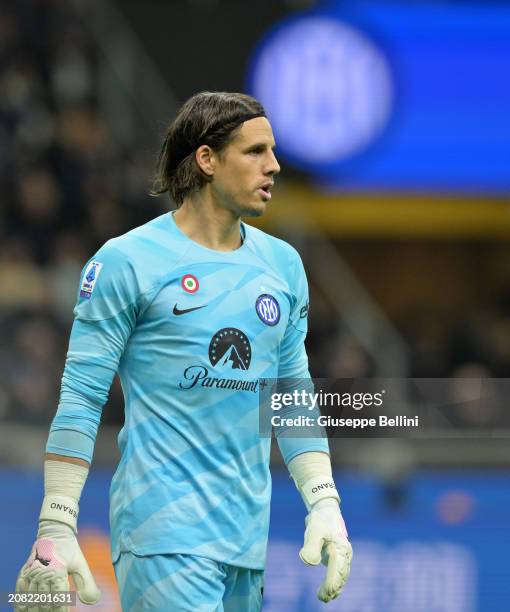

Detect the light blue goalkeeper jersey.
[{"left": 47, "top": 212, "right": 328, "bottom": 569}]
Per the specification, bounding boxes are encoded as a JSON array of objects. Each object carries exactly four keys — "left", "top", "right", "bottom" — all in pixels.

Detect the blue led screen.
[{"left": 248, "top": 2, "right": 510, "bottom": 194}]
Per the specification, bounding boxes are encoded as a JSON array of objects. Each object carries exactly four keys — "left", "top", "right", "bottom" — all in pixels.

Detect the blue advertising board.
[{"left": 1, "top": 470, "right": 509, "bottom": 611}]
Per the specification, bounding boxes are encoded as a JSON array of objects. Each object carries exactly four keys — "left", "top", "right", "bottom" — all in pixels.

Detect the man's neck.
[{"left": 174, "top": 192, "right": 242, "bottom": 252}]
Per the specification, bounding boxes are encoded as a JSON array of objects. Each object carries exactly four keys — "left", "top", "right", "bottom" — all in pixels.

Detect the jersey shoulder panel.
[
  {"left": 244, "top": 224, "right": 309, "bottom": 331},
  {"left": 105, "top": 213, "right": 188, "bottom": 277},
  {"left": 243, "top": 223, "right": 304, "bottom": 288},
  {"left": 74, "top": 214, "right": 190, "bottom": 320}
]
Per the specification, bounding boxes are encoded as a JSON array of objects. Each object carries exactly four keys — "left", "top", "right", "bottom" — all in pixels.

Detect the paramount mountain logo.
[
  {"left": 179, "top": 328, "right": 258, "bottom": 392},
  {"left": 209, "top": 328, "right": 251, "bottom": 370},
  {"left": 218, "top": 345, "right": 246, "bottom": 370}
]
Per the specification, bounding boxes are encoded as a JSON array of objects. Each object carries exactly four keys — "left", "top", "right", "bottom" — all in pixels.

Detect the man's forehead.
[{"left": 235, "top": 116, "right": 275, "bottom": 145}]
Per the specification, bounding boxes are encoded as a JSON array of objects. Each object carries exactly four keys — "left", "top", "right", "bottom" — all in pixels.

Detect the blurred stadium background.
[{"left": 1, "top": 0, "right": 510, "bottom": 610}]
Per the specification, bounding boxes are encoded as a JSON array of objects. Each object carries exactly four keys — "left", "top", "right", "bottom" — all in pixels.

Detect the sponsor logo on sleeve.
[
  {"left": 300, "top": 301, "right": 309, "bottom": 319},
  {"left": 80, "top": 261, "right": 103, "bottom": 299}
]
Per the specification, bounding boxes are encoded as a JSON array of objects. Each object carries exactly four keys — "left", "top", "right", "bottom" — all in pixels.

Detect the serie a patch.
[{"left": 80, "top": 260, "right": 103, "bottom": 299}]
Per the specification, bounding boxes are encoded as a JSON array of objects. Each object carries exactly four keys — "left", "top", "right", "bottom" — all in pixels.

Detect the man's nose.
[{"left": 266, "top": 150, "right": 281, "bottom": 175}]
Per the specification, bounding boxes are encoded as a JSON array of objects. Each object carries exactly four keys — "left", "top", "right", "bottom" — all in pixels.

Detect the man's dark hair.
[{"left": 151, "top": 91, "right": 266, "bottom": 206}]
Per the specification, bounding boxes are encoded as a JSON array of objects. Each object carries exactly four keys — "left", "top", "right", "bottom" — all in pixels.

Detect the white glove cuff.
[
  {"left": 301, "top": 475, "right": 340, "bottom": 509},
  {"left": 288, "top": 452, "right": 340, "bottom": 510},
  {"left": 40, "top": 495, "right": 79, "bottom": 532},
  {"left": 39, "top": 459, "right": 89, "bottom": 533}
]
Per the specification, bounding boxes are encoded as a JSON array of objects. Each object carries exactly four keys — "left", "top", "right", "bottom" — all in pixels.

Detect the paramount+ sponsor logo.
[
  {"left": 179, "top": 327, "right": 259, "bottom": 393},
  {"left": 50, "top": 502, "right": 78, "bottom": 518},
  {"left": 179, "top": 366, "right": 259, "bottom": 392}
]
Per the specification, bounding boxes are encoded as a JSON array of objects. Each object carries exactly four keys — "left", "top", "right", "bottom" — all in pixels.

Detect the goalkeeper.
[{"left": 15, "top": 92, "right": 352, "bottom": 611}]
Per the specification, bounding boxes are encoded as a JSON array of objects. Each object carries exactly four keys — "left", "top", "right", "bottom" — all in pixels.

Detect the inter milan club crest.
[
  {"left": 209, "top": 328, "right": 251, "bottom": 370},
  {"left": 255, "top": 294, "right": 280, "bottom": 326},
  {"left": 181, "top": 274, "right": 199, "bottom": 293}
]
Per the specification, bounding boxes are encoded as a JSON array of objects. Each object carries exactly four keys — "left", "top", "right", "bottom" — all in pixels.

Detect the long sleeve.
[
  {"left": 275, "top": 251, "right": 329, "bottom": 464},
  {"left": 46, "top": 245, "right": 139, "bottom": 462}
]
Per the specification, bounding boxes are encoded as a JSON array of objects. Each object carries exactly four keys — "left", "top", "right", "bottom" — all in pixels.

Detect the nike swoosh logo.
[{"left": 173, "top": 304, "right": 207, "bottom": 316}]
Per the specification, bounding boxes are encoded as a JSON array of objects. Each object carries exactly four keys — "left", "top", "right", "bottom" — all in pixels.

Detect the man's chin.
[{"left": 239, "top": 201, "right": 267, "bottom": 218}]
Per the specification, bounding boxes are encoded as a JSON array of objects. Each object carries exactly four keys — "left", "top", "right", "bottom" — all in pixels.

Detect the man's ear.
[{"left": 195, "top": 145, "right": 216, "bottom": 176}]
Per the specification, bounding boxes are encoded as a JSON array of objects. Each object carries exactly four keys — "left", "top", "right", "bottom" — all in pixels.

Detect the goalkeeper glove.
[
  {"left": 300, "top": 498, "right": 352, "bottom": 602},
  {"left": 15, "top": 460, "right": 100, "bottom": 611},
  {"left": 288, "top": 451, "right": 353, "bottom": 603}
]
